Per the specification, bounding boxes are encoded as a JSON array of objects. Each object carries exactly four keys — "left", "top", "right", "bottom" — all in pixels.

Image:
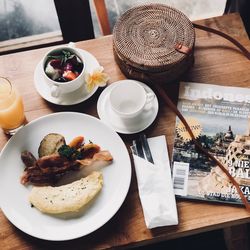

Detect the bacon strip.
[
  {"left": 20, "top": 147, "right": 113, "bottom": 186},
  {"left": 77, "top": 150, "right": 113, "bottom": 166}
]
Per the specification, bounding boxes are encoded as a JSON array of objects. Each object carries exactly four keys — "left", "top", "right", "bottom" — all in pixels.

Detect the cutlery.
[
  {"left": 132, "top": 139, "right": 144, "bottom": 159},
  {"left": 132, "top": 134, "right": 154, "bottom": 164},
  {"left": 139, "top": 134, "right": 154, "bottom": 164}
]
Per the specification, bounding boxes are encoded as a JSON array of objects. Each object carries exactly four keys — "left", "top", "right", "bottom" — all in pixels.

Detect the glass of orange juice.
[{"left": 0, "top": 77, "right": 26, "bottom": 135}]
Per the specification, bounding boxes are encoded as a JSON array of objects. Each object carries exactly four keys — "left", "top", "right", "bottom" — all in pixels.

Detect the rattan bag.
[{"left": 113, "top": 4, "right": 195, "bottom": 84}]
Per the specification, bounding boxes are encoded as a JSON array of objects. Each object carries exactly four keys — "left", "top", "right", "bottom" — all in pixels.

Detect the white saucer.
[
  {"left": 97, "top": 80, "right": 159, "bottom": 134},
  {"left": 34, "top": 48, "right": 99, "bottom": 105}
]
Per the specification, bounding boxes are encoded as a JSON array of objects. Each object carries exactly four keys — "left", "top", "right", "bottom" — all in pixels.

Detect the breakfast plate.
[
  {"left": 97, "top": 81, "right": 159, "bottom": 134},
  {"left": 0, "top": 112, "right": 131, "bottom": 241},
  {"left": 34, "top": 49, "right": 99, "bottom": 105}
]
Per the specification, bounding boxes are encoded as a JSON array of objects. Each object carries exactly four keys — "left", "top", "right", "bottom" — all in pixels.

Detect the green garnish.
[
  {"left": 47, "top": 50, "right": 77, "bottom": 65},
  {"left": 58, "top": 145, "right": 83, "bottom": 160}
]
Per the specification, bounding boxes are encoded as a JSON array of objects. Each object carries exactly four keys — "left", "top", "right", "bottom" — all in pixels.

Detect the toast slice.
[{"left": 29, "top": 171, "right": 103, "bottom": 214}]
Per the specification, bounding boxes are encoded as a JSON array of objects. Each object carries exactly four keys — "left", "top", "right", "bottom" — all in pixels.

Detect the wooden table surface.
[{"left": 0, "top": 13, "right": 250, "bottom": 250}]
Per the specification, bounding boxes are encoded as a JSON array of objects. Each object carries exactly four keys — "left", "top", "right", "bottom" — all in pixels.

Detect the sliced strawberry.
[{"left": 63, "top": 70, "right": 77, "bottom": 81}]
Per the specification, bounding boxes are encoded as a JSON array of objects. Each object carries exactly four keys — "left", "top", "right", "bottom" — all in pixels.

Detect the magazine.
[{"left": 172, "top": 82, "right": 250, "bottom": 204}]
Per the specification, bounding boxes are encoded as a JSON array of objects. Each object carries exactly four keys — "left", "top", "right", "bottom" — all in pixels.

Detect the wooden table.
[{"left": 0, "top": 13, "right": 250, "bottom": 250}]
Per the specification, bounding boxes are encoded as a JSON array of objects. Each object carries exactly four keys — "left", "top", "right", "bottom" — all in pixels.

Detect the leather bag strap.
[{"left": 193, "top": 23, "right": 250, "bottom": 60}]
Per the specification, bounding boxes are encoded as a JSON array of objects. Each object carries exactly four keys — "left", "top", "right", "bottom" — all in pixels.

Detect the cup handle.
[
  {"left": 146, "top": 92, "right": 155, "bottom": 104},
  {"left": 51, "top": 85, "right": 60, "bottom": 97},
  {"left": 144, "top": 92, "right": 155, "bottom": 111},
  {"left": 68, "top": 42, "right": 76, "bottom": 48}
]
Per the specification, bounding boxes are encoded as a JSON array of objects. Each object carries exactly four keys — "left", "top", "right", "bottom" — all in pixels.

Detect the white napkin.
[{"left": 132, "top": 135, "right": 178, "bottom": 229}]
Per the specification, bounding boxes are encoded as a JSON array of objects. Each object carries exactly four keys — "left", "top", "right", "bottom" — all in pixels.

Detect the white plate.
[
  {"left": 34, "top": 49, "right": 99, "bottom": 105},
  {"left": 97, "top": 80, "right": 159, "bottom": 134},
  {"left": 0, "top": 112, "right": 131, "bottom": 241}
]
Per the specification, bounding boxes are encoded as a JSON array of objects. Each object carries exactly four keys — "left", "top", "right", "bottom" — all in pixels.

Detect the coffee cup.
[
  {"left": 42, "top": 43, "right": 85, "bottom": 97},
  {"left": 109, "top": 80, "right": 155, "bottom": 119}
]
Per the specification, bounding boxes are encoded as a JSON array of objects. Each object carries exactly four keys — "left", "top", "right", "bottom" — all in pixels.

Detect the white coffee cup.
[
  {"left": 42, "top": 43, "right": 85, "bottom": 97},
  {"left": 109, "top": 80, "right": 155, "bottom": 119}
]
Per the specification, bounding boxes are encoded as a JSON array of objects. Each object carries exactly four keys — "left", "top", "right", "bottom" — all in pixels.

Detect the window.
[
  {"left": 90, "top": 0, "right": 227, "bottom": 37},
  {"left": 0, "top": 0, "right": 62, "bottom": 54}
]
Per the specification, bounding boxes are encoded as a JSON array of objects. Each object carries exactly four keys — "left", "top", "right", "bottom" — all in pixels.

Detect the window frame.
[{"left": 0, "top": 0, "right": 95, "bottom": 55}]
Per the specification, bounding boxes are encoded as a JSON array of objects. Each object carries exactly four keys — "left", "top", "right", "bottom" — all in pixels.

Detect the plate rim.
[{"left": 0, "top": 112, "right": 131, "bottom": 241}]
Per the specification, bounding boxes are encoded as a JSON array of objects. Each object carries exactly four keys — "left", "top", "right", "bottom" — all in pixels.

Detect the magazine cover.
[{"left": 172, "top": 82, "right": 250, "bottom": 204}]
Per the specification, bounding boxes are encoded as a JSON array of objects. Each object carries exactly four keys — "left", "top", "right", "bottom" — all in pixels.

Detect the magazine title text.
[{"left": 184, "top": 86, "right": 250, "bottom": 103}]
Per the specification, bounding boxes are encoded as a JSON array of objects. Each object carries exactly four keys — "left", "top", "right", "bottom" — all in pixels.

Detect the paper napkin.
[{"left": 132, "top": 135, "right": 178, "bottom": 229}]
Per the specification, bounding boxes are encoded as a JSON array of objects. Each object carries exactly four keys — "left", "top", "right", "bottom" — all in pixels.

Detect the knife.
[{"left": 139, "top": 134, "right": 154, "bottom": 164}]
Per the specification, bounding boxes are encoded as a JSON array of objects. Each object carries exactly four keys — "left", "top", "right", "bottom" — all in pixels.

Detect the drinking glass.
[{"left": 0, "top": 77, "right": 26, "bottom": 135}]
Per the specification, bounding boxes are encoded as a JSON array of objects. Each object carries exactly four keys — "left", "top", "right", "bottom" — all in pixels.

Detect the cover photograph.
[{"left": 172, "top": 82, "right": 250, "bottom": 204}]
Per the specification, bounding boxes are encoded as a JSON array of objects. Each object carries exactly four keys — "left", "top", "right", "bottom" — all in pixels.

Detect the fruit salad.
[{"left": 44, "top": 49, "right": 84, "bottom": 82}]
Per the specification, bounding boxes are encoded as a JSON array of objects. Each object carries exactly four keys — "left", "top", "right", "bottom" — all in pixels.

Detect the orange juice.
[{"left": 0, "top": 78, "right": 25, "bottom": 134}]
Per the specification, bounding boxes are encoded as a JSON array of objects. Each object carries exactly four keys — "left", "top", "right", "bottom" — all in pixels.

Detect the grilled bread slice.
[{"left": 29, "top": 171, "right": 103, "bottom": 214}]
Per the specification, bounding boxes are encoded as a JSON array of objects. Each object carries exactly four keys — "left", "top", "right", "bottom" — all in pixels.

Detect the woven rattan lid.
[{"left": 113, "top": 4, "right": 195, "bottom": 73}]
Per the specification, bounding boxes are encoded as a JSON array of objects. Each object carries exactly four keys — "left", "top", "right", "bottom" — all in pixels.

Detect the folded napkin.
[{"left": 132, "top": 135, "right": 178, "bottom": 229}]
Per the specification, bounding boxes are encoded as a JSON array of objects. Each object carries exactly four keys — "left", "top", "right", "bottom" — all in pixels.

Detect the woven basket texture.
[{"left": 113, "top": 4, "right": 195, "bottom": 83}]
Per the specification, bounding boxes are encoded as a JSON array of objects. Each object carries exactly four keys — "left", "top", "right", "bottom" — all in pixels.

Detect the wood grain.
[{"left": 0, "top": 13, "right": 250, "bottom": 249}]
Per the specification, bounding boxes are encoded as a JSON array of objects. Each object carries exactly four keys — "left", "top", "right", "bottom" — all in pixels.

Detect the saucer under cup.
[
  {"left": 97, "top": 80, "right": 158, "bottom": 134},
  {"left": 34, "top": 49, "right": 99, "bottom": 105}
]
